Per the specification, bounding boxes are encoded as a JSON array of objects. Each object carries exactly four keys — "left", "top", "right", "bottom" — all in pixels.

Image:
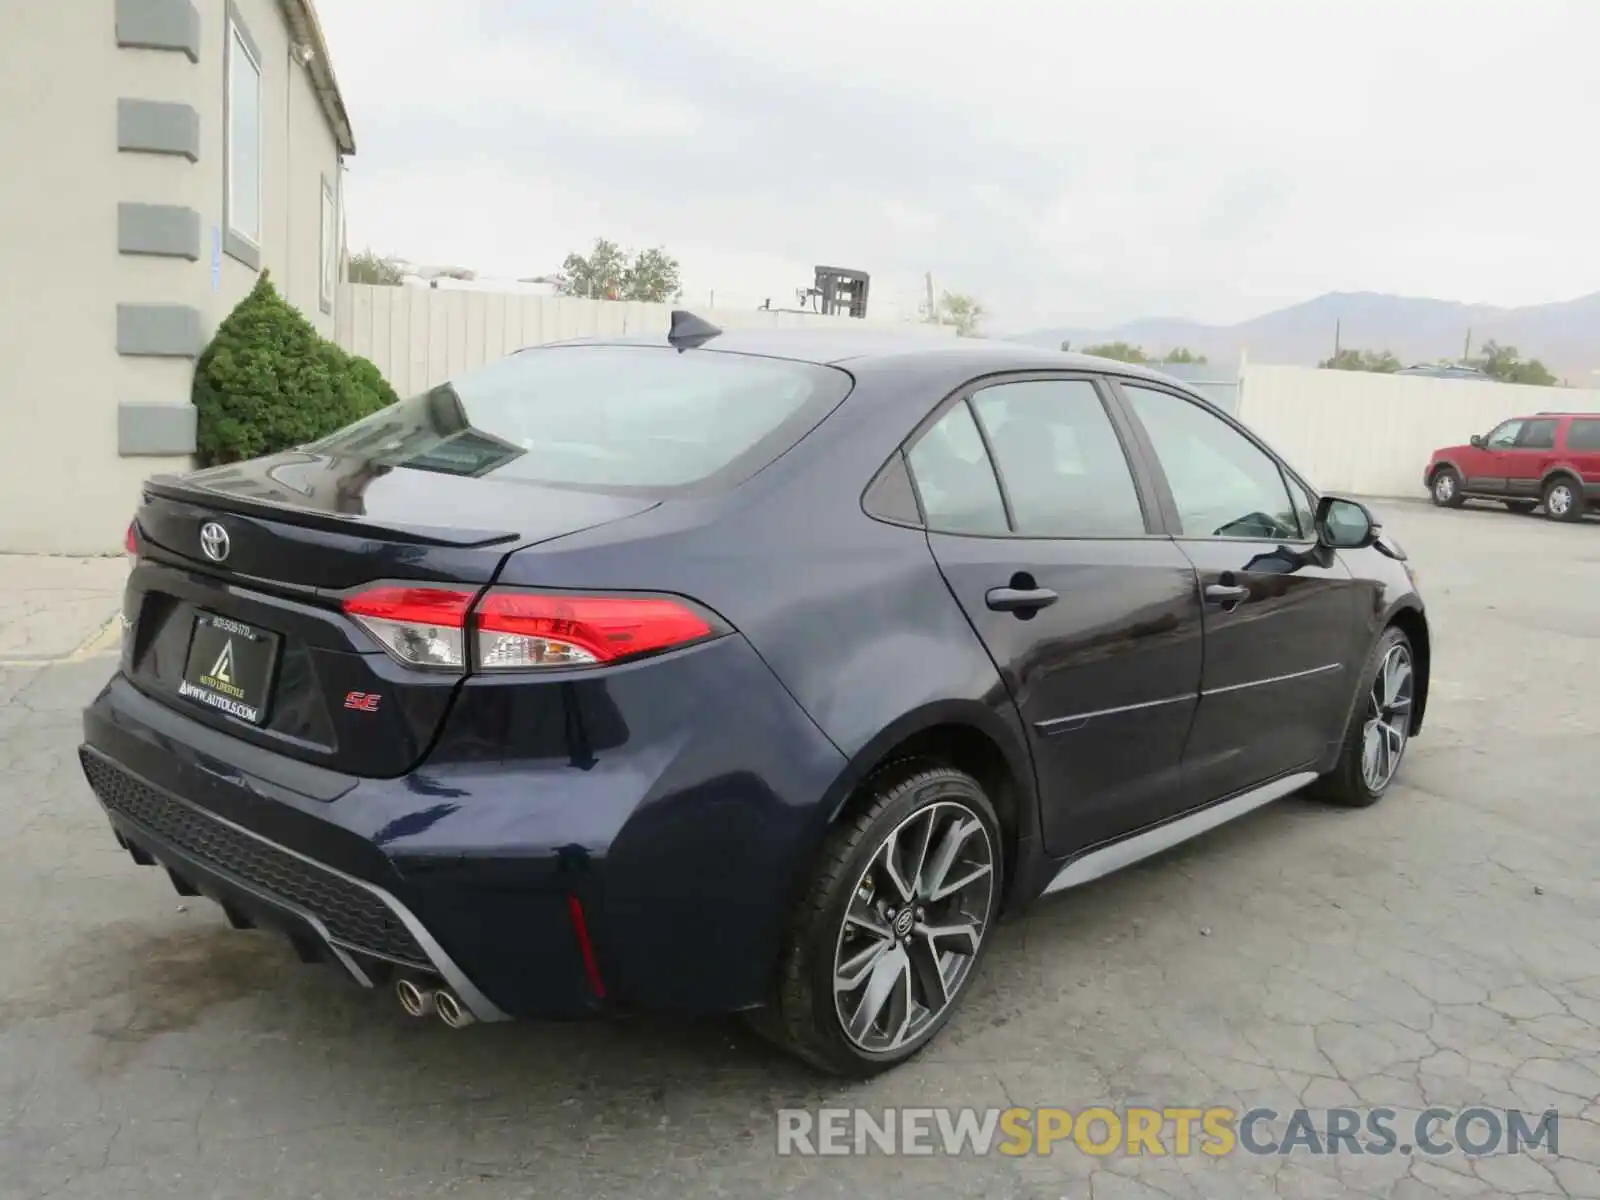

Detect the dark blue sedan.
[{"left": 82, "top": 315, "right": 1429, "bottom": 1075}]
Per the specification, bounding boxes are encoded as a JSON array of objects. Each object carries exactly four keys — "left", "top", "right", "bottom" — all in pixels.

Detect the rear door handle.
[
  {"left": 1204, "top": 583, "right": 1249, "bottom": 603},
  {"left": 985, "top": 586, "right": 1059, "bottom": 613}
]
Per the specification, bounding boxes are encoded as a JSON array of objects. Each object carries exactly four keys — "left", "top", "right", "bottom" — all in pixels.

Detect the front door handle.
[
  {"left": 986, "top": 586, "right": 1059, "bottom": 613},
  {"left": 1204, "top": 583, "right": 1249, "bottom": 604}
]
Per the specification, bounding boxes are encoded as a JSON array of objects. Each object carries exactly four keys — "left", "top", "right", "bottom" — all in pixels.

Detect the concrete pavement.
[{"left": 2, "top": 503, "right": 1598, "bottom": 1199}]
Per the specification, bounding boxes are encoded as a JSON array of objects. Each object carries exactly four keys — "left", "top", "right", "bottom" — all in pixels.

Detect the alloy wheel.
[
  {"left": 1434, "top": 474, "right": 1454, "bottom": 502},
  {"left": 832, "top": 800, "right": 995, "bottom": 1054},
  {"left": 1361, "top": 644, "right": 1413, "bottom": 792},
  {"left": 1547, "top": 484, "right": 1574, "bottom": 517}
]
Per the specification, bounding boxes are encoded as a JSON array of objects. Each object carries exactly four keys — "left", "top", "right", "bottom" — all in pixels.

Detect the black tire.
[
  {"left": 1310, "top": 625, "right": 1414, "bottom": 808},
  {"left": 748, "top": 764, "right": 1003, "bottom": 1077},
  {"left": 1505, "top": 500, "right": 1537, "bottom": 514},
  {"left": 1542, "top": 475, "right": 1584, "bottom": 522},
  {"left": 1429, "top": 467, "right": 1465, "bottom": 507}
]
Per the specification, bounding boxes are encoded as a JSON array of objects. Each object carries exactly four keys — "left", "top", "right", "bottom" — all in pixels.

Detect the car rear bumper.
[{"left": 79, "top": 636, "right": 848, "bottom": 1020}]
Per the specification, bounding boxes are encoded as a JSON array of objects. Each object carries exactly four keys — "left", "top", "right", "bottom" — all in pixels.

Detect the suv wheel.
[
  {"left": 1311, "top": 626, "right": 1414, "bottom": 808},
  {"left": 751, "top": 765, "right": 1002, "bottom": 1076},
  {"left": 1430, "top": 467, "right": 1464, "bottom": 507},
  {"left": 1542, "top": 476, "right": 1583, "bottom": 522}
]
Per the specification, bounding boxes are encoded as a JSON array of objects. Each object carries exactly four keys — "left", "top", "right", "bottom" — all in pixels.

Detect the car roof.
[{"left": 528, "top": 327, "right": 1197, "bottom": 388}]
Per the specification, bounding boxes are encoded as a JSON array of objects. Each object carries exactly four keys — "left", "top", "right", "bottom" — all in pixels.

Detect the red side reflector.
[
  {"left": 566, "top": 894, "right": 607, "bottom": 999},
  {"left": 124, "top": 520, "right": 138, "bottom": 556},
  {"left": 474, "top": 592, "right": 713, "bottom": 665}
]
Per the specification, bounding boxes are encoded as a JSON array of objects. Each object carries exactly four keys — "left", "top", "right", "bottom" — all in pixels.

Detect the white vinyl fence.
[
  {"left": 334, "top": 284, "right": 953, "bottom": 398},
  {"left": 1235, "top": 365, "right": 1600, "bottom": 498}
]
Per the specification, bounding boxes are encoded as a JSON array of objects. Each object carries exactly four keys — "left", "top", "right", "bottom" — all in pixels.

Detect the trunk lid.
[{"left": 125, "top": 449, "right": 658, "bottom": 779}]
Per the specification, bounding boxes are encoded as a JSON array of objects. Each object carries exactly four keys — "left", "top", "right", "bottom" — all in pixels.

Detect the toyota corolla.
[{"left": 81, "top": 316, "right": 1429, "bottom": 1075}]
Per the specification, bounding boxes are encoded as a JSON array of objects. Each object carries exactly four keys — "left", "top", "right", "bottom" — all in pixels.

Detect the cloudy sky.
[{"left": 317, "top": 0, "right": 1596, "bottom": 331}]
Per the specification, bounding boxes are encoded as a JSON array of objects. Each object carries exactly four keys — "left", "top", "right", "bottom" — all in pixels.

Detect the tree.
[
  {"left": 932, "top": 292, "right": 985, "bottom": 337},
  {"left": 559, "top": 239, "right": 682, "bottom": 302},
  {"left": 1163, "top": 346, "right": 1208, "bottom": 364},
  {"left": 622, "top": 246, "right": 682, "bottom": 303},
  {"left": 1319, "top": 348, "right": 1401, "bottom": 373},
  {"left": 193, "top": 273, "right": 397, "bottom": 465},
  {"left": 1475, "top": 341, "right": 1557, "bottom": 386},
  {"left": 1083, "top": 341, "right": 1150, "bottom": 364},
  {"left": 347, "top": 250, "right": 405, "bottom": 286}
]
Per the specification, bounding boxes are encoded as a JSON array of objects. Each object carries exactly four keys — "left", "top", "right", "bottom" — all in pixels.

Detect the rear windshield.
[{"left": 310, "top": 345, "right": 852, "bottom": 494}]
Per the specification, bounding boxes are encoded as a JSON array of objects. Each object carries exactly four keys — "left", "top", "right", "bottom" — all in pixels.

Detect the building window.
[
  {"left": 225, "top": 14, "right": 263, "bottom": 265},
  {"left": 320, "top": 178, "right": 337, "bottom": 312}
]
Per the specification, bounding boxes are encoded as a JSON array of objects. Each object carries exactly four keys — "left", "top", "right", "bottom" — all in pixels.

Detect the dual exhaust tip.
[{"left": 396, "top": 977, "right": 475, "bottom": 1028}]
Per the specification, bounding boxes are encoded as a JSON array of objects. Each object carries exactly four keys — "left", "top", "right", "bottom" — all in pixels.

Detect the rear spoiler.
[{"left": 141, "top": 477, "right": 522, "bottom": 549}]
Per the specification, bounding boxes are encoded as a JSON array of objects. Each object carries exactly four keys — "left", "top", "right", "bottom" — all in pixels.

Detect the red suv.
[{"left": 1426, "top": 412, "right": 1600, "bottom": 521}]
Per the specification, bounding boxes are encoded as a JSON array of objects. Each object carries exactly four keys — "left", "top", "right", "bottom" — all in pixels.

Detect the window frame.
[
  {"left": 1484, "top": 419, "right": 1524, "bottom": 450},
  {"left": 319, "top": 175, "right": 338, "bottom": 313},
  {"left": 1105, "top": 375, "right": 1319, "bottom": 545},
  {"left": 223, "top": 5, "right": 264, "bottom": 269},
  {"left": 868, "top": 370, "right": 1166, "bottom": 540}
]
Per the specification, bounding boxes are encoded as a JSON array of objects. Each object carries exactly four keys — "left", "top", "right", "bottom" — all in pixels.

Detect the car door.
[
  {"left": 905, "top": 375, "right": 1204, "bottom": 857},
  {"left": 1467, "top": 418, "right": 1524, "bottom": 494},
  {"left": 1564, "top": 417, "right": 1600, "bottom": 494},
  {"left": 1112, "top": 381, "right": 1359, "bottom": 808},
  {"left": 1502, "top": 417, "right": 1560, "bottom": 498}
]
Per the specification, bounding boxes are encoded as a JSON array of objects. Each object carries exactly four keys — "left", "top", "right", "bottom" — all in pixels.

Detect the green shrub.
[{"left": 193, "top": 272, "right": 398, "bottom": 465}]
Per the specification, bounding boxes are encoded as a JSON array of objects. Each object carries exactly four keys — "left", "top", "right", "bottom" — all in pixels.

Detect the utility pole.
[
  {"left": 1463, "top": 328, "right": 1472, "bottom": 364},
  {"left": 925, "top": 272, "right": 936, "bottom": 324},
  {"left": 1333, "top": 319, "right": 1341, "bottom": 362}
]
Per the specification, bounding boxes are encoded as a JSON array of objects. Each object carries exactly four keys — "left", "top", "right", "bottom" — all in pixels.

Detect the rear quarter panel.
[{"left": 489, "top": 355, "right": 1042, "bottom": 866}]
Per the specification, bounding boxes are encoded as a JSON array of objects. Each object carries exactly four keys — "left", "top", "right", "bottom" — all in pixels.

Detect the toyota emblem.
[{"left": 199, "top": 522, "right": 231, "bottom": 562}]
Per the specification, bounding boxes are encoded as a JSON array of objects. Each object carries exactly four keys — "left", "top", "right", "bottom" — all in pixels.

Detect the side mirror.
[
  {"left": 1315, "top": 495, "right": 1382, "bottom": 550},
  {"left": 1469, "top": 434, "right": 1485, "bottom": 448}
]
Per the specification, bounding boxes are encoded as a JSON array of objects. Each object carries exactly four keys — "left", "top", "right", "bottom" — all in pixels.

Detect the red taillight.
[
  {"left": 124, "top": 520, "right": 138, "bottom": 557},
  {"left": 342, "top": 585, "right": 716, "bottom": 671},
  {"left": 343, "top": 586, "right": 475, "bottom": 669},
  {"left": 474, "top": 591, "right": 715, "bottom": 669}
]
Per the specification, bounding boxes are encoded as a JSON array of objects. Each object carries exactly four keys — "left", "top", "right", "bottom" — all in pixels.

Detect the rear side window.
[
  {"left": 1569, "top": 420, "right": 1600, "bottom": 450},
  {"left": 969, "top": 379, "right": 1146, "bottom": 536},
  {"left": 906, "top": 403, "right": 1008, "bottom": 535},
  {"left": 310, "top": 346, "right": 852, "bottom": 494},
  {"left": 1517, "top": 419, "right": 1558, "bottom": 449}
]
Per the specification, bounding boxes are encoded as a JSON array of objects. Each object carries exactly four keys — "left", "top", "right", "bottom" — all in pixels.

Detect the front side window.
[
  {"left": 905, "top": 403, "right": 1008, "bottom": 535},
  {"left": 320, "top": 179, "right": 338, "bottom": 312},
  {"left": 310, "top": 346, "right": 852, "bottom": 494},
  {"left": 1122, "top": 384, "right": 1300, "bottom": 541},
  {"left": 226, "top": 21, "right": 263, "bottom": 250},
  {"left": 1517, "top": 418, "right": 1558, "bottom": 450},
  {"left": 1485, "top": 420, "right": 1522, "bottom": 449},
  {"left": 1286, "top": 473, "right": 1318, "bottom": 540},
  {"left": 969, "top": 379, "right": 1146, "bottom": 537}
]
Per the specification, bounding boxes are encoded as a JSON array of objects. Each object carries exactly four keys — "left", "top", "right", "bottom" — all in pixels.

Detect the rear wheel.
[
  {"left": 1430, "top": 467, "right": 1464, "bottom": 507},
  {"left": 1542, "top": 476, "right": 1584, "bottom": 522},
  {"left": 1311, "top": 626, "right": 1414, "bottom": 808},
  {"left": 750, "top": 765, "right": 1002, "bottom": 1076}
]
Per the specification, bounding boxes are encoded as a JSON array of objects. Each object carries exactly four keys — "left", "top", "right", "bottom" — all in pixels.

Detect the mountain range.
[{"left": 1011, "top": 291, "right": 1600, "bottom": 382}]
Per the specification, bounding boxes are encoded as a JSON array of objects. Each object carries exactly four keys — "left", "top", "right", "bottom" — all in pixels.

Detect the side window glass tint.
[
  {"left": 863, "top": 452, "right": 921, "bottom": 524},
  {"left": 1568, "top": 420, "right": 1600, "bottom": 451},
  {"left": 969, "top": 379, "right": 1146, "bottom": 537},
  {"left": 1517, "top": 419, "right": 1557, "bottom": 450},
  {"left": 906, "top": 403, "right": 1008, "bottom": 535},
  {"left": 1122, "top": 385, "right": 1299, "bottom": 540}
]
